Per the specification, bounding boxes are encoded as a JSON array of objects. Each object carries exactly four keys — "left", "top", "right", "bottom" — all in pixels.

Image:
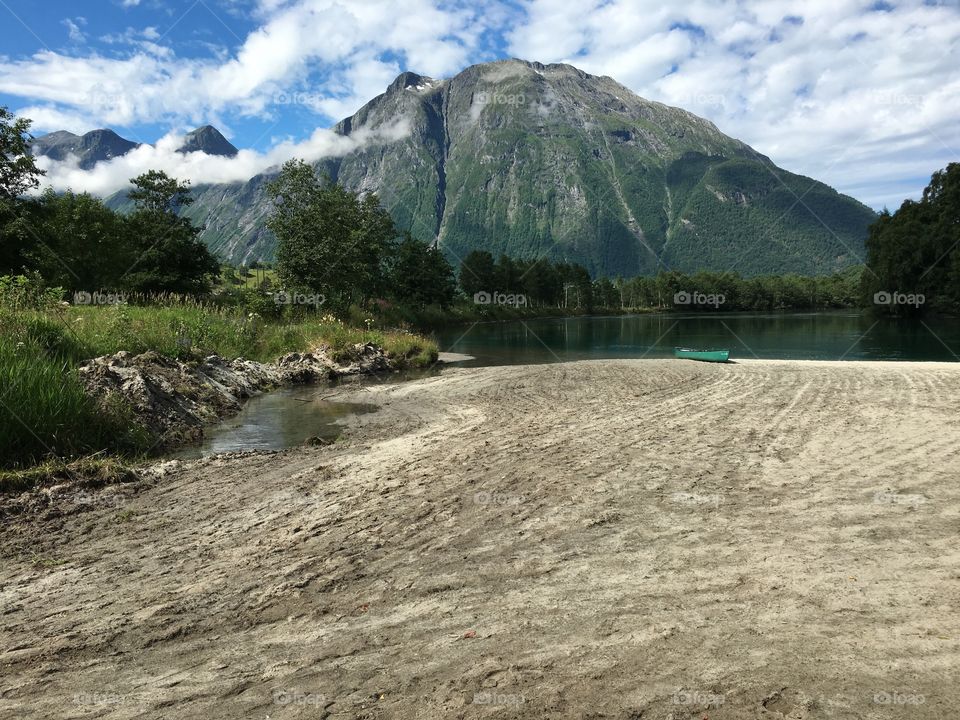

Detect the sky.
[{"left": 0, "top": 0, "right": 957, "bottom": 209}]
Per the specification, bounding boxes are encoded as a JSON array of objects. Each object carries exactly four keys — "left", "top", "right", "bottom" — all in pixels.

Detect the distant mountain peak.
[
  {"left": 178, "top": 125, "right": 238, "bottom": 157},
  {"left": 30, "top": 128, "right": 140, "bottom": 169},
  {"left": 389, "top": 71, "right": 437, "bottom": 93}
]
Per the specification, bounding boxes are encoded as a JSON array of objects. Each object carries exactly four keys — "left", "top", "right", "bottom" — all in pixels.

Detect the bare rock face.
[{"left": 77, "top": 345, "right": 396, "bottom": 451}]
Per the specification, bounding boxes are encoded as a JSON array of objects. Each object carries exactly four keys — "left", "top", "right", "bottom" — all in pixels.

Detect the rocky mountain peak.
[
  {"left": 177, "top": 125, "right": 238, "bottom": 157},
  {"left": 388, "top": 71, "right": 435, "bottom": 93},
  {"left": 30, "top": 128, "right": 140, "bottom": 169}
]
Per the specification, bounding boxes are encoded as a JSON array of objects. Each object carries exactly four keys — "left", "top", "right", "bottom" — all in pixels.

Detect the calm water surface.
[{"left": 432, "top": 311, "right": 960, "bottom": 365}]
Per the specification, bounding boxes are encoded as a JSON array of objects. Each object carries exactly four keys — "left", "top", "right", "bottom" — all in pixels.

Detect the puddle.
[{"left": 172, "top": 385, "right": 379, "bottom": 459}]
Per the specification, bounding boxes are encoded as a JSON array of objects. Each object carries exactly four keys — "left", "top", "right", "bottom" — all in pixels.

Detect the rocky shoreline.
[{"left": 78, "top": 342, "right": 396, "bottom": 451}]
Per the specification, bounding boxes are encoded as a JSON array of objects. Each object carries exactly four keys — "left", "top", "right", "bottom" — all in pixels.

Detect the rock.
[
  {"left": 304, "top": 436, "right": 334, "bottom": 447},
  {"left": 79, "top": 352, "right": 283, "bottom": 450},
  {"left": 276, "top": 351, "right": 336, "bottom": 384},
  {"left": 334, "top": 342, "right": 393, "bottom": 375}
]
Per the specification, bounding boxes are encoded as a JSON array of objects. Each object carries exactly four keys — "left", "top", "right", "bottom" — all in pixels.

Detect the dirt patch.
[{"left": 2, "top": 360, "right": 959, "bottom": 718}]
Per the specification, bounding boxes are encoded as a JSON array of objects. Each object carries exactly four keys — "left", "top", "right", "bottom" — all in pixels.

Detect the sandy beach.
[{"left": 2, "top": 358, "right": 959, "bottom": 719}]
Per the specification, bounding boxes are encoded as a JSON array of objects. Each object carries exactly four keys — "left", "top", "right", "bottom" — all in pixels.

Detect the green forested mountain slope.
[{"left": 111, "top": 59, "right": 877, "bottom": 277}]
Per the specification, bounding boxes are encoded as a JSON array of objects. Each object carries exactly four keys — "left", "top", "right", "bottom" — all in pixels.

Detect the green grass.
[
  {"left": 2, "top": 301, "right": 438, "bottom": 365},
  {"left": 238, "top": 268, "right": 278, "bottom": 289},
  {"left": 0, "top": 336, "right": 150, "bottom": 470}
]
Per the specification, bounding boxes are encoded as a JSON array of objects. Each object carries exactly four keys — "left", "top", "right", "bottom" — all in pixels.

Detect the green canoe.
[{"left": 674, "top": 347, "right": 730, "bottom": 363}]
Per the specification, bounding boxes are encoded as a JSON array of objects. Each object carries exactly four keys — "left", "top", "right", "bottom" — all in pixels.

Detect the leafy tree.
[
  {"left": 458, "top": 250, "right": 496, "bottom": 298},
  {"left": 493, "top": 254, "right": 521, "bottom": 293},
  {"left": 122, "top": 170, "right": 218, "bottom": 294},
  {"left": 593, "top": 277, "right": 619, "bottom": 308},
  {"left": 0, "top": 106, "right": 43, "bottom": 200},
  {"left": 23, "top": 189, "right": 132, "bottom": 292},
  {"left": 267, "top": 159, "right": 398, "bottom": 310},
  {"left": 518, "top": 259, "right": 562, "bottom": 307},
  {"left": 127, "top": 169, "right": 194, "bottom": 213},
  {"left": 862, "top": 163, "right": 960, "bottom": 315},
  {"left": 553, "top": 262, "right": 593, "bottom": 309},
  {"left": 388, "top": 233, "right": 456, "bottom": 307},
  {"left": 0, "top": 107, "right": 45, "bottom": 274}
]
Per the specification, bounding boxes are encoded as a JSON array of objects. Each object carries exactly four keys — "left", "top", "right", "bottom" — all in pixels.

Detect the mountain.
[
  {"left": 177, "top": 125, "right": 238, "bottom": 157},
  {"left": 132, "top": 59, "right": 878, "bottom": 276},
  {"left": 30, "top": 129, "right": 140, "bottom": 170},
  {"left": 30, "top": 125, "right": 238, "bottom": 167}
]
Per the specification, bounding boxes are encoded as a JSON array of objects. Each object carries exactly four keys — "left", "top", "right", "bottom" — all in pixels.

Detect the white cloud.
[
  {"left": 33, "top": 117, "right": 412, "bottom": 197},
  {"left": 0, "top": 0, "right": 489, "bottom": 130},
  {"left": 61, "top": 17, "right": 87, "bottom": 44},
  {"left": 19, "top": 105, "right": 101, "bottom": 135}
]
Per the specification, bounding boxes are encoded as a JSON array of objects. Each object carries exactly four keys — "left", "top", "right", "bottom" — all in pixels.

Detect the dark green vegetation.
[
  {"left": 2, "top": 133, "right": 220, "bottom": 296},
  {"left": 612, "top": 267, "right": 863, "bottom": 311},
  {"left": 862, "top": 163, "right": 960, "bottom": 315},
  {"left": 137, "top": 60, "right": 876, "bottom": 277},
  {"left": 266, "top": 159, "right": 456, "bottom": 312},
  {"left": 0, "top": 288, "right": 150, "bottom": 471},
  {"left": 454, "top": 250, "right": 861, "bottom": 313},
  {"left": 458, "top": 250, "right": 592, "bottom": 307}
]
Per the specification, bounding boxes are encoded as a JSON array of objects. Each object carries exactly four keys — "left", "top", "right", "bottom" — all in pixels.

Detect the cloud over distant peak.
[{"left": 34, "top": 116, "right": 413, "bottom": 197}]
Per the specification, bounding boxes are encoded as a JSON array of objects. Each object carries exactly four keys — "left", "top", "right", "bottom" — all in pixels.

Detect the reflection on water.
[
  {"left": 433, "top": 311, "right": 960, "bottom": 365},
  {"left": 172, "top": 385, "right": 379, "bottom": 459}
]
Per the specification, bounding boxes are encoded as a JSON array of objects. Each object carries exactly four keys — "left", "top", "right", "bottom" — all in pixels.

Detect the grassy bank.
[{"left": 0, "top": 300, "right": 438, "bottom": 473}]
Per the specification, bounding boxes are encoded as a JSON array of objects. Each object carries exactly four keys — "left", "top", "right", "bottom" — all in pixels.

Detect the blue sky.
[{"left": 1, "top": 0, "right": 958, "bottom": 208}]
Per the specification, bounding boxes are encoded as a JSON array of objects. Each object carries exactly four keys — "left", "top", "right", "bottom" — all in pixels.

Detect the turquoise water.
[{"left": 432, "top": 311, "right": 960, "bottom": 365}]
